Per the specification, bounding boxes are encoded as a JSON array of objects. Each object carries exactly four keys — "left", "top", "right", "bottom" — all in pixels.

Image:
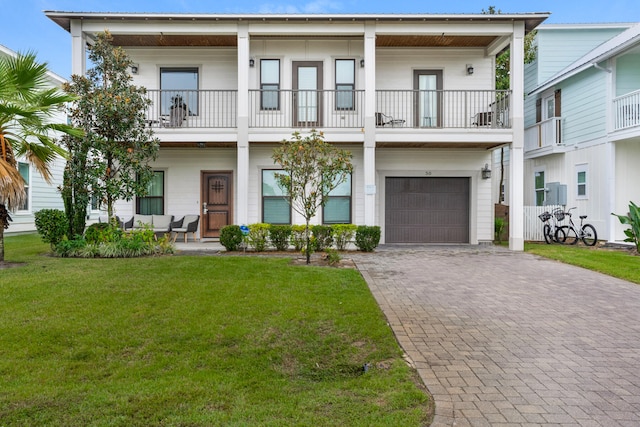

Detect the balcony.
[
  {"left": 524, "top": 117, "right": 564, "bottom": 158},
  {"left": 613, "top": 89, "right": 640, "bottom": 131},
  {"left": 143, "top": 89, "right": 512, "bottom": 130}
]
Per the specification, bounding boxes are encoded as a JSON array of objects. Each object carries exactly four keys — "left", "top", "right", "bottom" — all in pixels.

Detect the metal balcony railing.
[
  {"left": 249, "top": 89, "right": 365, "bottom": 128},
  {"left": 375, "top": 90, "right": 512, "bottom": 129},
  {"left": 144, "top": 89, "right": 238, "bottom": 128},
  {"left": 613, "top": 89, "right": 640, "bottom": 130}
]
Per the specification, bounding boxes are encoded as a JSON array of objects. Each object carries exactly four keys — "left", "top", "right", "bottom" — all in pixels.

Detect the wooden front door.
[{"left": 201, "top": 171, "right": 233, "bottom": 238}]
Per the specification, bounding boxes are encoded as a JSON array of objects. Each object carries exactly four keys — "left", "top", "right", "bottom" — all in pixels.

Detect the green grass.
[
  {"left": 0, "top": 234, "right": 431, "bottom": 426},
  {"left": 525, "top": 242, "right": 640, "bottom": 284}
]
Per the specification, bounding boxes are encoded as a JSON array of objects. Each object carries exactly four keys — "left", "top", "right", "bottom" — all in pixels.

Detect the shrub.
[
  {"left": 332, "top": 224, "right": 357, "bottom": 250},
  {"left": 55, "top": 237, "right": 87, "bottom": 257},
  {"left": 494, "top": 217, "right": 506, "bottom": 244},
  {"left": 355, "top": 225, "right": 381, "bottom": 252},
  {"left": 220, "top": 225, "right": 243, "bottom": 251},
  {"left": 324, "top": 248, "right": 341, "bottom": 266},
  {"left": 34, "top": 209, "right": 67, "bottom": 248},
  {"left": 85, "top": 222, "right": 123, "bottom": 244},
  {"left": 269, "top": 225, "right": 292, "bottom": 251},
  {"left": 311, "top": 225, "right": 334, "bottom": 250},
  {"left": 248, "top": 223, "right": 270, "bottom": 252},
  {"left": 612, "top": 201, "right": 640, "bottom": 253},
  {"left": 290, "top": 225, "right": 307, "bottom": 251}
]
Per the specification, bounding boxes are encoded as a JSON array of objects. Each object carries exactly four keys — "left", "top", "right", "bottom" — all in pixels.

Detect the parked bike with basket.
[{"left": 539, "top": 207, "right": 598, "bottom": 246}]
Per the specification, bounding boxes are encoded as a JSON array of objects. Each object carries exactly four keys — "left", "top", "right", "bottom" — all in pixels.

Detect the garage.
[{"left": 385, "top": 177, "right": 470, "bottom": 243}]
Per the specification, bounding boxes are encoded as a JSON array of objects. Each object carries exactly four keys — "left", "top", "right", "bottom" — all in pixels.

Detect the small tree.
[
  {"left": 272, "top": 130, "right": 353, "bottom": 264},
  {"left": 63, "top": 31, "right": 159, "bottom": 229}
]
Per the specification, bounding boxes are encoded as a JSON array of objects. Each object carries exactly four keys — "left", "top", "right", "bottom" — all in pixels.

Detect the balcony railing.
[
  {"left": 249, "top": 90, "right": 365, "bottom": 128},
  {"left": 524, "top": 117, "right": 562, "bottom": 152},
  {"left": 613, "top": 89, "right": 640, "bottom": 131},
  {"left": 144, "top": 90, "right": 238, "bottom": 128},
  {"left": 376, "top": 90, "right": 511, "bottom": 128},
  {"left": 142, "top": 89, "right": 512, "bottom": 130}
]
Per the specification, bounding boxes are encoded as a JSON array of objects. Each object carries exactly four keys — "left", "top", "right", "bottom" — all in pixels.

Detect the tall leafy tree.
[
  {"left": 272, "top": 130, "right": 353, "bottom": 264},
  {"left": 63, "top": 31, "right": 159, "bottom": 229},
  {"left": 0, "top": 52, "right": 81, "bottom": 262}
]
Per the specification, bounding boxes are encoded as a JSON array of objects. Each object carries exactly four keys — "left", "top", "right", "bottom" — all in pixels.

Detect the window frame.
[
  {"left": 160, "top": 67, "right": 199, "bottom": 116},
  {"left": 262, "top": 169, "right": 291, "bottom": 224},
  {"left": 576, "top": 163, "right": 588, "bottom": 199},
  {"left": 534, "top": 169, "right": 545, "bottom": 207},
  {"left": 335, "top": 59, "right": 355, "bottom": 111},
  {"left": 17, "top": 162, "right": 30, "bottom": 212},
  {"left": 260, "top": 59, "right": 281, "bottom": 111},
  {"left": 322, "top": 173, "right": 352, "bottom": 224},
  {"left": 136, "top": 170, "right": 165, "bottom": 215}
]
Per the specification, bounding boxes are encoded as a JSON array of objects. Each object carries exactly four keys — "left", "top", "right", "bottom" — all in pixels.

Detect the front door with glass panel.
[
  {"left": 414, "top": 70, "right": 442, "bottom": 128},
  {"left": 293, "top": 61, "right": 323, "bottom": 127},
  {"left": 201, "top": 171, "right": 233, "bottom": 238}
]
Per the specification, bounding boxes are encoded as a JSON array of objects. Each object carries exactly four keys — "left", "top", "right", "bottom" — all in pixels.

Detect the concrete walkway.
[{"left": 352, "top": 245, "right": 640, "bottom": 427}]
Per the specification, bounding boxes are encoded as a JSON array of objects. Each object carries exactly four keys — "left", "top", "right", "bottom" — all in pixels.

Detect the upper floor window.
[
  {"left": 160, "top": 68, "right": 198, "bottom": 116},
  {"left": 335, "top": 59, "right": 355, "bottom": 110},
  {"left": 262, "top": 169, "right": 290, "bottom": 224},
  {"left": 136, "top": 171, "right": 165, "bottom": 215},
  {"left": 536, "top": 89, "right": 561, "bottom": 123},
  {"left": 534, "top": 170, "right": 545, "bottom": 206},
  {"left": 576, "top": 164, "right": 588, "bottom": 199},
  {"left": 18, "top": 162, "right": 29, "bottom": 211},
  {"left": 261, "top": 59, "right": 280, "bottom": 110},
  {"left": 323, "top": 173, "right": 352, "bottom": 224}
]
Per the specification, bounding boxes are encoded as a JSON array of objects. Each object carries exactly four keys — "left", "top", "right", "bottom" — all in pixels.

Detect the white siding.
[{"left": 614, "top": 140, "right": 640, "bottom": 242}]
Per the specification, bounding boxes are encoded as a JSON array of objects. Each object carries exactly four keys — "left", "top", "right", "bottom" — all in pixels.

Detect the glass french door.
[
  {"left": 293, "top": 61, "right": 323, "bottom": 127},
  {"left": 414, "top": 70, "right": 443, "bottom": 127}
]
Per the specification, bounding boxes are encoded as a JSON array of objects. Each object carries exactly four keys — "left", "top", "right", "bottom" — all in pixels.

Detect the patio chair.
[
  {"left": 171, "top": 215, "right": 200, "bottom": 243},
  {"left": 375, "top": 112, "right": 405, "bottom": 127}
]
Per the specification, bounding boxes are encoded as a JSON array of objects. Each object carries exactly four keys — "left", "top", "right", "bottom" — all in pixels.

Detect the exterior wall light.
[
  {"left": 481, "top": 163, "right": 491, "bottom": 179},
  {"left": 130, "top": 64, "right": 139, "bottom": 74},
  {"left": 466, "top": 64, "right": 474, "bottom": 75},
  {"left": 360, "top": 59, "right": 365, "bottom": 68},
  {"left": 249, "top": 58, "right": 255, "bottom": 67}
]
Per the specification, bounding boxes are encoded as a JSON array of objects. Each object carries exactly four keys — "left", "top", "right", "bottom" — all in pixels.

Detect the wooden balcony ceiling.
[{"left": 110, "top": 34, "right": 496, "bottom": 48}]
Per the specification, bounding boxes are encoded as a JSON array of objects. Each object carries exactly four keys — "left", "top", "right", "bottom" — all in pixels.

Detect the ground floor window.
[
  {"left": 323, "top": 173, "right": 352, "bottom": 224},
  {"left": 136, "top": 171, "right": 164, "bottom": 215},
  {"left": 576, "top": 164, "right": 588, "bottom": 199},
  {"left": 18, "top": 162, "right": 30, "bottom": 211},
  {"left": 262, "top": 169, "right": 290, "bottom": 224},
  {"left": 534, "top": 170, "right": 545, "bottom": 206}
]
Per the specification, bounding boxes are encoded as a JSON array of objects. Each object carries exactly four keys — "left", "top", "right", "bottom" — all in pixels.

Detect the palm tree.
[{"left": 0, "top": 52, "right": 82, "bottom": 263}]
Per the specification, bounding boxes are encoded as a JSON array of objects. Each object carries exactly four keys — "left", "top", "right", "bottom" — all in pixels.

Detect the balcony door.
[
  {"left": 414, "top": 70, "right": 442, "bottom": 128},
  {"left": 293, "top": 61, "right": 323, "bottom": 127}
]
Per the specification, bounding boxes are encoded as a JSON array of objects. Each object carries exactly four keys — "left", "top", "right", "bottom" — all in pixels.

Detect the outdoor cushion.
[
  {"left": 132, "top": 214, "right": 153, "bottom": 228},
  {"left": 152, "top": 214, "right": 173, "bottom": 232}
]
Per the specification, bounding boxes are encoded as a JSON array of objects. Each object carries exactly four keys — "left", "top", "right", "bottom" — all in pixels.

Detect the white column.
[
  {"left": 509, "top": 21, "right": 525, "bottom": 251},
  {"left": 70, "top": 20, "right": 86, "bottom": 76},
  {"left": 363, "top": 22, "right": 377, "bottom": 226},
  {"left": 236, "top": 23, "right": 250, "bottom": 225},
  {"left": 606, "top": 141, "right": 616, "bottom": 243}
]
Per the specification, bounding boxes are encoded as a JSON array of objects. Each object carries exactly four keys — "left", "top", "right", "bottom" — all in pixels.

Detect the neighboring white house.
[
  {"left": 0, "top": 43, "right": 68, "bottom": 234},
  {"left": 520, "top": 22, "right": 640, "bottom": 243},
  {"left": 46, "top": 11, "right": 549, "bottom": 249}
]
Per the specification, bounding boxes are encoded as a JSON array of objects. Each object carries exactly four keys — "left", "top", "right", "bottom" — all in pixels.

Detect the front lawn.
[
  {"left": 525, "top": 242, "right": 640, "bottom": 284},
  {"left": 0, "top": 234, "right": 431, "bottom": 426}
]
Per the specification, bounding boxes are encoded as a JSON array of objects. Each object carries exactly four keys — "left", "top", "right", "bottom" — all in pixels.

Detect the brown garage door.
[{"left": 385, "top": 177, "right": 469, "bottom": 243}]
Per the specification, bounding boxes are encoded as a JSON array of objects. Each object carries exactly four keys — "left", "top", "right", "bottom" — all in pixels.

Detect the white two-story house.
[
  {"left": 524, "top": 22, "right": 640, "bottom": 243},
  {"left": 1, "top": 43, "right": 68, "bottom": 234},
  {"left": 46, "top": 11, "right": 548, "bottom": 249}
]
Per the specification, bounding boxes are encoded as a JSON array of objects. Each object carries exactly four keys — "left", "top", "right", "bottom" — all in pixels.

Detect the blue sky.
[{"left": 1, "top": 0, "right": 639, "bottom": 78}]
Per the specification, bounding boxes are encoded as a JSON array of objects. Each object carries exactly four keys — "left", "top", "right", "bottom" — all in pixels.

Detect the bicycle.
[
  {"left": 538, "top": 207, "right": 565, "bottom": 244},
  {"left": 554, "top": 207, "right": 598, "bottom": 246}
]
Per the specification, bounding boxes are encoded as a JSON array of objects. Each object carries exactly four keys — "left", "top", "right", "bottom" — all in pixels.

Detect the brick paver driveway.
[{"left": 352, "top": 246, "right": 640, "bottom": 426}]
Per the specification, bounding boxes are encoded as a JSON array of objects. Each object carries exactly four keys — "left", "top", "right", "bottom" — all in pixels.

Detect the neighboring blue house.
[
  {"left": 498, "top": 22, "right": 640, "bottom": 243},
  {"left": 1, "top": 43, "right": 69, "bottom": 234}
]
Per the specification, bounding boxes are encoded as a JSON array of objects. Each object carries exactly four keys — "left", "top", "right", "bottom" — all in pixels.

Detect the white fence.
[{"left": 524, "top": 205, "right": 564, "bottom": 242}]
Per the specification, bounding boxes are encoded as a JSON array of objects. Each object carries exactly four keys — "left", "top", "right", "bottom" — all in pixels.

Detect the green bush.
[
  {"left": 55, "top": 237, "right": 87, "bottom": 257},
  {"left": 332, "top": 224, "right": 357, "bottom": 250},
  {"left": 85, "top": 222, "right": 123, "bottom": 244},
  {"left": 324, "top": 248, "right": 341, "bottom": 266},
  {"left": 311, "top": 225, "right": 334, "bottom": 250},
  {"left": 248, "top": 223, "right": 270, "bottom": 252},
  {"left": 34, "top": 209, "right": 67, "bottom": 248},
  {"left": 355, "top": 225, "right": 381, "bottom": 252},
  {"left": 220, "top": 225, "right": 243, "bottom": 251},
  {"left": 612, "top": 201, "right": 640, "bottom": 253},
  {"left": 269, "top": 225, "right": 292, "bottom": 251},
  {"left": 290, "top": 225, "right": 307, "bottom": 251},
  {"left": 494, "top": 217, "right": 506, "bottom": 244}
]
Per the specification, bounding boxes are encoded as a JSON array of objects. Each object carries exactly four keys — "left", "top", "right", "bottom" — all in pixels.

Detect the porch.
[{"left": 143, "top": 89, "right": 512, "bottom": 130}]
